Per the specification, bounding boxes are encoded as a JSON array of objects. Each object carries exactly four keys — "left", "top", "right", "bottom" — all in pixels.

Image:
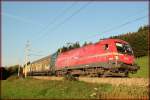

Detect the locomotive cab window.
[
  {"left": 103, "top": 44, "right": 109, "bottom": 50},
  {"left": 116, "top": 42, "right": 133, "bottom": 55}
]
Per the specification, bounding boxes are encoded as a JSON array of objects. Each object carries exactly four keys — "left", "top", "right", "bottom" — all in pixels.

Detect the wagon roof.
[
  {"left": 58, "top": 38, "right": 128, "bottom": 56},
  {"left": 31, "top": 55, "right": 51, "bottom": 64}
]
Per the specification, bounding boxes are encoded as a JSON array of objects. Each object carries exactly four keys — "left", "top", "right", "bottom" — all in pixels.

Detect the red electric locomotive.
[{"left": 55, "top": 39, "right": 139, "bottom": 77}]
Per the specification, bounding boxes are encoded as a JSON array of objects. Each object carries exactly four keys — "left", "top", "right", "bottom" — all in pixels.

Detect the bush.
[
  {"left": 1, "top": 65, "right": 23, "bottom": 80},
  {"left": 0, "top": 67, "right": 9, "bottom": 80}
]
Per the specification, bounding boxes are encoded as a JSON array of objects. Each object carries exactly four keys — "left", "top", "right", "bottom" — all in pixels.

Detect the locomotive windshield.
[{"left": 116, "top": 42, "right": 133, "bottom": 55}]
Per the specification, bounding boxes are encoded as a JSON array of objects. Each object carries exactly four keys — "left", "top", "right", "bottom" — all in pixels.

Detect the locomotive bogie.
[{"left": 55, "top": 61, "right": 139, "bottom": 77}]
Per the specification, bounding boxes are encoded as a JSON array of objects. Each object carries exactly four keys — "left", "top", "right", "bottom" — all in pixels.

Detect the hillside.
[
  {"left": 1, "top": 76, "right": 149, "bottom": 99},
  {"left": 1, "top": 56, "right": 149, "bottom": 99}
]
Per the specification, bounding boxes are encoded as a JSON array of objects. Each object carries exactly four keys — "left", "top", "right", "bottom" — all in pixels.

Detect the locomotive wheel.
[
  {"left": 55, "top": 71, "right": 63, "bottom": 77},
  {"left": 124, "top": 70, "right": 129, "bottom": 77},
  {"left": 102, "top": 70, "right": 110, "bottom": 77}
]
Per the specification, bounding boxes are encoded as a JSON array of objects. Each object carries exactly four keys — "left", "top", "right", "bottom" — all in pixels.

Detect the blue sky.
[{"left": 2, "top": 1, "right": 148, "bottom": 66}]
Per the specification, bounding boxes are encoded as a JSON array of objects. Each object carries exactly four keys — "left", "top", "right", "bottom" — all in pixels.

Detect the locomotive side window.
[{"left": 104, "top": 44, "right": 109, "bottom": 50}]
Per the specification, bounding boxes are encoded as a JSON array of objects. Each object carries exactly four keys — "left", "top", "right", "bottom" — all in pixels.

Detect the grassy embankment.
[
  {"left": 1, "top": 77, "right": 149, "bottom": 99},
  {"left": 1, "top": 56, "right": 149, "bottom": 99}
]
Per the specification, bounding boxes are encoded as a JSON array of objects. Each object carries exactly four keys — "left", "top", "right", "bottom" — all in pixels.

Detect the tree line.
[
  {"left": 56, "top": 41, "right": 93, "bottom": 53},
  {"left": 0, "top": 65, "right": 23, "bottom": 80}
]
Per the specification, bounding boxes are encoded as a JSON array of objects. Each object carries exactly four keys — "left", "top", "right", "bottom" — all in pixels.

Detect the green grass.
[
  {"left": 1, "top": 76, "right": 149, "bottom": 99},
  {"left": 129, "top": 56, "right": 149, "bottom": 78}
]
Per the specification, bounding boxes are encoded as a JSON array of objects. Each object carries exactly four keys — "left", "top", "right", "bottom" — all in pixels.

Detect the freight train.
[{"left": 23, "top": 39, "right": 140, "bottom": 77}]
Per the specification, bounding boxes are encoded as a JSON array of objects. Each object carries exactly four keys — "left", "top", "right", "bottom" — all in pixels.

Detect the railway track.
[{"left": 31, "top": 76, "right": 149, "bottom": 87}]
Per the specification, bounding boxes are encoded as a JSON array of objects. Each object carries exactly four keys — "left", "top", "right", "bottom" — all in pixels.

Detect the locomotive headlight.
[{"left": 115, "top": 55, "right": 119, "bottom": 60}]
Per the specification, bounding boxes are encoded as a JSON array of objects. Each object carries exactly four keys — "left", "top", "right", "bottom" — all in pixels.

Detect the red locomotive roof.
[
  {"left": 99, "top": 38, "right": 128, "bottom": 44},
  {"left": 31, "top": 55, "right": 51, "bottom": 64},
  {"left": 60, "top": 39, "right": 128, "bottom": 56}
]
